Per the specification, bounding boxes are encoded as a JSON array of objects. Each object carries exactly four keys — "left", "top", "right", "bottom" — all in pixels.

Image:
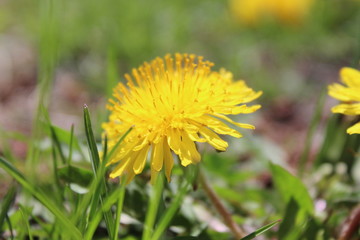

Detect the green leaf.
[
  {"left": 58, "top": 165, "right": 93, "bottom": 187},
  {"left": 269, "top": 163, "right": 314, "bottom": 239},
  {"left": 0, "top": 184, "right": 16, "bottom": 230},
  {"left": 0, "top": 157, "right": 82, "bottom": 239},
  {"left": 278, "top": 198, "right": 300, "bottom": 239},
  {"left": 240, "top": 220, "right": 281, "bottom": 240},
  {"left": 269, "top": 163, "right": 314, "bottom": 214}
]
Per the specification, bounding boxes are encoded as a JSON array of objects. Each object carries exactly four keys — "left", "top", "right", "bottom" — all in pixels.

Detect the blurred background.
[
  {"left": 0, "top": 0, "right": 360, "bottom": 238},
  {"left": 1, "top": 0, "right": 359, "bottom": 164}
]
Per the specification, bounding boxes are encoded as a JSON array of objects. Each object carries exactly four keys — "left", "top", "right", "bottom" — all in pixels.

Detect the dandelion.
[
  {"left": 328, "top": 67, "right": 360, "bottom": 134},
  {"left": 267, "top": 0, "right": 314, "bottom": 25},
  {"left": 229, "top": 0, "right": 314, "bottom": 26},
  {"left": 229, "top": 0, "right": 266, "bottom": 26},
  {"left": 103, "top": 54, "right": 262, "bottom": 183}
]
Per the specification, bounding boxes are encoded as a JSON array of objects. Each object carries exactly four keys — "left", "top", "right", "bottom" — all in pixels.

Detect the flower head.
[
  {"left": 229, "top": 0, "right": 314, "bottom": 26},
  {"left": 103, "top": 54, "right": 262, "bottom": 183},
  {"left": 328, "top": 67, "right": 360, "bottom": 134}
]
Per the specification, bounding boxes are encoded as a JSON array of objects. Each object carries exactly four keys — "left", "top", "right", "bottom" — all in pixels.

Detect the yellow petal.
[
  {"left": 133, "top": 145, "right": 150, "bottom": 174},
  {"left": 231, "top": 104, "right": 261, "bottom": 114},
  {"left": 331, "top": 103, "right": 360, "bottom": 115},
  {"left": 347, "top": 122, "right": 360, "bottom": 135},
  {"left": 178, "top": 132, "right": 201, "bottom": 166},
  {"left": 187, "top": 131, "right": 207, "bottom": 142},
  {"left": 199, "top": 126, "right": 228, "bottom": 151},
  {"left": 106, "top": 140, "right": 140, "bottom": 166},
  {"left": 198, "top": 116, "right": 242, "bottom": 138},
  {"left": 328, "top": 84, "right": 360, "bottom": 102},
  {"left": 151, "top": 138, "right": 164, "bottom": 171},
  {"left": 133, "top": 137, "right": 149, "bottom": 151},
  {"left": 109, "top": 157, "right": 132, "bottom": 178},
  {"left": 341, "top": 67, "right": 360, "bottom": 88},
  {"left": 163, "top": 140, "right": 174, "bottom": 182},
  {"left": 167, "top": 128, "right": 181, "bottom": 155},
  {"left": 212, "top": 113, "right": 255, "bottom": 130}
]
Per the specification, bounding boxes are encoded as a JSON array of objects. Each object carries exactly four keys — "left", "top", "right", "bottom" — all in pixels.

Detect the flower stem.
[
  {"left": 338, "top": 204, "right": 360, "bottom": 240},
  {"left": 150, "top": 167, "right": 196, "bottom": 240},
  {"left": 199, "top": 169, "right": 246, "bottom": 239},
  {"left": 113, "top": 177, "right": 127, "bottom": 240},
  {"left": 142, "top": 174, "right": 164, "bottom": 240}
]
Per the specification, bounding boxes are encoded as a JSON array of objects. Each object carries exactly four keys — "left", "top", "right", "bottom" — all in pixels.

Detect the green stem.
[
  {"left": 150, "top": 174, "right": 193, "bottom": 240},
  {"left": 113, "top": 177, "right": 127, "bottom": 240},
  {"left": 199, "top": 169, "right": 246, "bottom": 239},
  {"left": 142, "top": 174, "right": 164, "bottom": 240}
]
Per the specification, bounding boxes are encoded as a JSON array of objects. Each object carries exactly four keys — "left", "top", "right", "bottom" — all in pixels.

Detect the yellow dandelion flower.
[
  {"left": 103, "top": 54, "right": 262, "bottom": 183},
  {"left": 229, "top": 0, "right": 267, "bottom": 26},
  {"left": 328, "top": 67, "right": 360, "bottom": 134},
  {"left": 229, "top": 0, "right": 314, "bottom": 26},
  {"left": 267, "top": 0, "right": 314, "bottom": 25}
]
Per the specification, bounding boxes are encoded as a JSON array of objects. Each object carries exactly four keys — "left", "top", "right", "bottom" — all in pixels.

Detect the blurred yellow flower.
[
  {"left": 229, "top": 0, "right": 314, "bottom": 26},
  {"left": 229, "top": 0, "right": 267, "bottom": 26},
  {"left": 103, "top": 54, "right": 262, "bottom": 183},
  {"left": 268, "top": 0, "right": 314, "bottom": 25},
  {"left": 328, "top": 67, "right": 360, "bottom": 134}
]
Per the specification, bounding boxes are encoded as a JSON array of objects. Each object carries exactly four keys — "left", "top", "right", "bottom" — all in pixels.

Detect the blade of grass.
[
  {"left": 103, "top": 134, "right": 108, "bottom": 163},
  {"left": 67, "top": 124, "right": 75, "bottom": 180},
  {"left": 240, "top": 220, "right": 281, "bottom": 240},
  {"left": 315, "top": 115, "right": 344, "bottom": 166},
  {"left": 50, "top": 136, "right": 63, "bottom": 205},
  {"left": 298, "top": 90, "right": 326, "bottom": 175},
  {"left": 50, "top": 125, "right": 67, "bottom": 164},
  {"left": 19, "top": 205, "right": 33, "bottom": 240},
  {"left": 84, "top": 105, "right": 101, "bottom": 172},
  {"left": 26, "top": 0, "right": 59, "bottom": 177},
  {"left": 142, "top": 174, "right": 164, "bottom": 240},
  {"left": 44, "top": 123, "right": 86, "bottom": 160},
  {"left": 83, "top": 105, "right": 114, "bottom": 238},
  {"left": 42, "top": 107, "right": 67, "bottom": 204},
  {"left": 72, "top": 164, "right": 106, "bottom": 230},
  {"left": 0, "top": 184, "right": 16, "bottom": 230},
  {"left": 84, "top": 186, "right": 126, "bottom": 240},
  {"left": 0, "top": 157, "right": 82, "bottom": 239},
  {"left": 72, "top": 115, "right": 131, "bottom": 230},
  {"left": 5, "top": 215, "right": 14, "bottom": 240}
]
